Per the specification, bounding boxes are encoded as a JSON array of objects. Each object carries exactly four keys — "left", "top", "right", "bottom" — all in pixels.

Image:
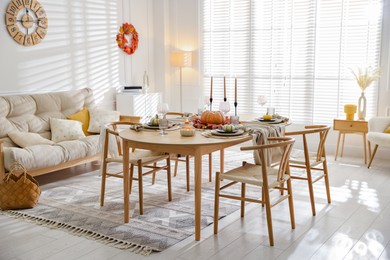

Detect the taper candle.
[
  {"left": 234, "top": 76, "right": 237, "bottom": 103},
  {"left": 223, "top": 76, "right": 226, "bottom": 100},
  {"left": 210, "top": 76, "right": 213, "bottom": 99}
]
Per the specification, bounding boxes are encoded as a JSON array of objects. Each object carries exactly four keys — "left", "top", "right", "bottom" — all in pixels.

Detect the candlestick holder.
[
  {"left": 234, "top": 102, "right": 237, "bottom": 116},
  {"left": 209, "top": 97, "right": 213, "bottom": 111}
]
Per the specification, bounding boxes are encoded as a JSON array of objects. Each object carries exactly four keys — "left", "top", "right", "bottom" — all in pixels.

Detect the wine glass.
[
  {"left": 157, "top": 103, "right": 169, "bottom": 118},
  {"left": 219, "top": 101, "right": 230, "bottom": 117},
  {"left": 257, "top": 95, "right": 267, "bottom": 114},
  {"left": 158, "top": 118, "right": 169, "bottom": 135}
]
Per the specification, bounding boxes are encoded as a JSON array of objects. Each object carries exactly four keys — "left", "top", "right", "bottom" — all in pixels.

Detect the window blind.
[{"left": 201, "top": 0, "right": 383, "bottom": 124}]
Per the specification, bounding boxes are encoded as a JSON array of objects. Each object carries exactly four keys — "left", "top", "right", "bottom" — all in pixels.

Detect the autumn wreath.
[{"left": 116, "top": 23, "right": 139, "bottom": 55}]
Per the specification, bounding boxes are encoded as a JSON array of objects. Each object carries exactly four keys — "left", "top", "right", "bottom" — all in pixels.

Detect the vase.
[{"left": 357, "top": 92, "right": 366, "bottom": 120}]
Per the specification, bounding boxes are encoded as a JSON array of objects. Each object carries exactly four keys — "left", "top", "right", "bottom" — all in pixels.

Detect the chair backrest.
[
  {"left": 241, "top": 137, "right": 295, "bottom": 183},
  {"left": 286, "top": 125, "right": 330, "bottom": 162},
  {"left": 103, "top": 121, "right": 140, "bottom": 158},
  {"left": 165, "top": 112, "right": 184, "bottom": 118}
]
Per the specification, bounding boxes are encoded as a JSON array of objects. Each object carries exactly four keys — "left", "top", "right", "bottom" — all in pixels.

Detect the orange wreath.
[{"left": 116, "top": 23, "right": 139, "bottom": 55}]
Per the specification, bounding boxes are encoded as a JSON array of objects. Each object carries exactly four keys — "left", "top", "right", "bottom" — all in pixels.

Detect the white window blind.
[{"left": 201, "top": 0, "right": 383, "bottom": 124}]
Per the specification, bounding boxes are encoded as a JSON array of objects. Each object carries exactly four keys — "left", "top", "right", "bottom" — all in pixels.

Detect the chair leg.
[
  {"left": 186, "top": 155, "right": 190, "bottom": 192},
  {"left": 263, "top": 185, "right": 274, "bottom": 246},
  {"left": 138, "top": 161, "right": 144, "bottom": 215},
  {"left": 286, "top": 178, "right": 295, "bottom": 229},
  {"left": 152, "top": 162, "right": 157, "bottom": 184},
  {"left": 100, "top": 161, "right": 107, "bottom": 207},
  {"left": 306, "top": 166, "right": 316, "bottom": 216},
  {"left": 209, "top": 153, "right": 212, "bottom": 182},
  {"left": 167, "top": 158, "right": 172, "bottom": 201},
  {"left": 214, "top": 172, "right": 221, "bottom": 234},
  {"left": 368, "top": 144, "right": 379, "bottom": 169},
  {"left": 323, "top": 159, "right": 331, "bottom": 204},
  {"left": 129, "top": 164, "right": 134, "bottom": 194},
  {"left": 241, "top": 182, "right": 246, "bottom": 217},
  {"left": 174, "top": 158, "right": 179, "bottom": 177}
]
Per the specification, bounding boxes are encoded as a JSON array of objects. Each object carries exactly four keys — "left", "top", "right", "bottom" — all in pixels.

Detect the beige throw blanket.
[{"left": 251, "top": 124, "right": 285, "bottom": 166}]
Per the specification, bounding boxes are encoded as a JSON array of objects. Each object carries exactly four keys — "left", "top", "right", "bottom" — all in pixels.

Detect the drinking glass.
[
  {"left": 257, "top": 95, "right": 267, "bottom": 114},
  {"left": 219, "top": 101, "right": 230, "bottom": 116},
  {"left": 157, "top": 103, "right": 169, "bottom": 118},
  {"left": 267, "top": 107, "right": 275, "bottom": 115},
  {"left": 159, "top": 118, "right": 169, "bottom": 135},
  {"left": 230, "top": 115, "right": 240, "bottom": 125}
]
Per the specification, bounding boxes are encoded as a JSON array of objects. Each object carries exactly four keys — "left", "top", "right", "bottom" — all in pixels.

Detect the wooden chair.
[
  {"left": 285, "top": 125, "right": 331, "bottom": 216},
  {"left": 367, "top": 117, "right": 390, "bottom": 168},
  {"left": 100, "top": 121, "right": 172, "bottom": 215},
  {"left": 214, "top": 137, "right": 296, "bottom": 246}
]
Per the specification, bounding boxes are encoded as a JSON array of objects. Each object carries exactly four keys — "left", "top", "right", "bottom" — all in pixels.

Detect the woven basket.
[{"left": 0, "top": 162, "right": 41, "bottom": 210}]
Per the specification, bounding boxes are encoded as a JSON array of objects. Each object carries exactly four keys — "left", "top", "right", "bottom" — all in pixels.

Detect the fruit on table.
[
  {"left": 262, "top": 114, "right": 273, "bottom": 120},
  {"left": 200, "top": 111, "right": 224, "bottom": 124},
  {"left": 222, "top": 124, "right": 235, "bottom": 132},
  {"left": 150, "top": 117, "right": 159, "bottom": 125}
]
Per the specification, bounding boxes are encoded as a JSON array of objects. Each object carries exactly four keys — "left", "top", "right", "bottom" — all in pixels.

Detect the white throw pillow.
[
  {"left": 87, "top": 108, "right": 120, "bottom": 133},
  {"left": 50, "top": 118, "right": 86, "bottom": 143},
  {"left": 8, "top": 132, "right": 54, "bottom": 148}
]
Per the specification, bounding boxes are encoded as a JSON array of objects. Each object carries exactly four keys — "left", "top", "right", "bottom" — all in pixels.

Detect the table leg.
[
  {"left": 363, "top": 133, "right": 367, "bottom": 164},
  {"left": 123, "top": 140, "right": 130, "bottom": 223},
  {"left": 194, "top": 151, "right": 202, "bottom": 241},
  {"left": 335, "top": 132, "right": 341, "bottom": 161},
  {"left": 220, "top": 149, "right": 225, "bottom": 174},
  {"left": 340, "top": 133, "right": 346, "bottom": 157}
]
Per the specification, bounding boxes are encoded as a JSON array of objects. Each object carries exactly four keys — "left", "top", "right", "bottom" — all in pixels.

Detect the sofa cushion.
[
  {"left": 0, "top": 88, "right": 95, "bottom": 139},
  {"left": 8, "top": 132, "right": 54, "bottom": 147},
  {"left": 67, "top": 107, "right": 91, "bottom": 136},
  {"left": 3, "top": 135, "right": 100, "bottom": 171},
  {"left": 50, "top": 118, "right": 86, "bottom": 143},
  {"left": 88, "top": 108, "right": 120, "bottom": 133}
]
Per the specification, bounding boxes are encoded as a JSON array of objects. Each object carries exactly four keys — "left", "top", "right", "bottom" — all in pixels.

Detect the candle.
[
  {"left": 210, "top": 76, "right": 213, "bottom": 99},
  {"left": 223, "top": 76, "right": 226, "bottom": 100},
  {"left": 234, "top": 76, "right": 237, "bottom": 103}
]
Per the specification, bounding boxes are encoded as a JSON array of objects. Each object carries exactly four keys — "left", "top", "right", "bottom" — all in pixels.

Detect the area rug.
[{"left": 2, "top": 150, "right": 256, "bottom": 256}]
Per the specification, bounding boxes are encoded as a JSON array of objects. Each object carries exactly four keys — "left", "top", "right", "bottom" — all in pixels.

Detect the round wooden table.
[{"left": 119, "top": 129, "right": 252, "bottom": 241}]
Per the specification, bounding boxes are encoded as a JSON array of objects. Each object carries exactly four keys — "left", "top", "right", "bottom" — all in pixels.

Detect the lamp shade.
[{"left": 171, "top": 51, "right": 192, "bottom": 67}]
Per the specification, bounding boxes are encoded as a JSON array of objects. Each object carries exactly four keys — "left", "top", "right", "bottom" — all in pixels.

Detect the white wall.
[{"left": 0, "top": 0, "right": 155, "bottom": 110}]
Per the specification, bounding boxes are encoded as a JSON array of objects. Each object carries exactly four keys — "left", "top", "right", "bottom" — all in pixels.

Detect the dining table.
[{"left": 119, "top": 127, "right": 252, "bottom": 241}]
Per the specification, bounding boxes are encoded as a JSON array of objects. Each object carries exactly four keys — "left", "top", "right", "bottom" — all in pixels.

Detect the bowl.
[{"left": 180, "top": 126, "right": 195, "bottom": 137}]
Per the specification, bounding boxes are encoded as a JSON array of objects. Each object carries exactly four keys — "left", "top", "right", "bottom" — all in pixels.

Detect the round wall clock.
[{"left": 5, "top": 0, "right": 48, "bottom": 46}]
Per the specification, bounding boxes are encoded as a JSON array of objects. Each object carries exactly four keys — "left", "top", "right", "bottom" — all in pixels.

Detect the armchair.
[{"left": 367, "top": 117, "right": 390, "bottom": 168}]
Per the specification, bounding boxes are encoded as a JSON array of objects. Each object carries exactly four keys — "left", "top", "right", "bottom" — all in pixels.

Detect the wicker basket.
[{"left": 0, "top": 162, "right": 41, "bottom": 210}]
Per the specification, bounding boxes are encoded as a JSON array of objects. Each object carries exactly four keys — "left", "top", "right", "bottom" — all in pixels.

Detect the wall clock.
[{"left": 5, "top": 0, "right": 48, "bottom": 46}]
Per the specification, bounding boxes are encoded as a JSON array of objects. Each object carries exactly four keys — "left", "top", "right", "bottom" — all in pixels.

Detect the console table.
[{"left": 333, "top": 119, "right": 368, "bottom": 164}]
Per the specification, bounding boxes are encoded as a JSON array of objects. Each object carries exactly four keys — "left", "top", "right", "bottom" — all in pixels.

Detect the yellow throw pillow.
[
  {"left": 67, "top": 107, "right": 90, "bottom": 136},
  {"left": 385, "top": 125, "right": 390, "bottom": 134}
]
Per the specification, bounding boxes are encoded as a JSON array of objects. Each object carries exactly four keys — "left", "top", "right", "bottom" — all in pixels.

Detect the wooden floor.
[{"left": 1, "top": 151, "right": 390, "bottom": 260}]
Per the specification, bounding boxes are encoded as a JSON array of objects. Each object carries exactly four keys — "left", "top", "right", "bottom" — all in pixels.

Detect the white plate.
[
  {"left": 211, "top": 129, "right": 244, "bottom": 136},
  {"left": 256, "top": 118, "right": 283, "bottom": 124},
  {"left": 143, "top": 123, "right": 175, "bottom": 130}
]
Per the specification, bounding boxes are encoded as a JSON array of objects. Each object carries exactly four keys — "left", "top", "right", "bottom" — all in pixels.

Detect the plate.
[
  {"left": 143, "top": 123, "right": 175, "bottom": 129},
  {"left": 211, "top": 129, "right": 244, "bottom": 136},
  {"left": 256, "top": 118, "right": 283, "bottom": 124},
  {"left": 216, "top": 129, "right": 238, "bottom": 134},
  {"left": 144, "top": 123, "right": 160, "bottom": 129}
]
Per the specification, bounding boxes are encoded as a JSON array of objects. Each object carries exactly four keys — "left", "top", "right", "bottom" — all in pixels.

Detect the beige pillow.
[
  {"left": 50, "top": 118, "right": 86, "bottom": 143},
  {"left": 87, "top": 108, "right": 120, "bottom": 133},
  {"left": 8, "top": 132, "right": 54, "bottom": 148}
]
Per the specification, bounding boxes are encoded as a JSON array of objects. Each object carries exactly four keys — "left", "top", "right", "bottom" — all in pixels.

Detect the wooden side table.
[{"left": 333, "top": 119, "right": 368, "bottom": 164}]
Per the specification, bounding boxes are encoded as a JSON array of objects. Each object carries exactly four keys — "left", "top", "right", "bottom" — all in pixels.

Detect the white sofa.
[{"left": 0, "top": 88, "right": 100, "bottom": 179}]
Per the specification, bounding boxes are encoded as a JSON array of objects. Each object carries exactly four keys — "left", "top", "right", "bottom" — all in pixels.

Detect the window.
[{"left": 201, "top": 0, "right": 383, "bottom": 124}]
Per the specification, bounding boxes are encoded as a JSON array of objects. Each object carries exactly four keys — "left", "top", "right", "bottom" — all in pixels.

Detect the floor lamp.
[{"left": 171, "top": 51, "right": 192, "bottom": 112}]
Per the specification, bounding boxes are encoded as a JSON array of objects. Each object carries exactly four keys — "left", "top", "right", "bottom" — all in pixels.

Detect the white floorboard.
[{"left": 1, "top": 150, "right": 389, "bottom": 260}]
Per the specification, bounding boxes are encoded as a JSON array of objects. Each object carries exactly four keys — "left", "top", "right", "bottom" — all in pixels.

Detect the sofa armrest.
[
  {"left": 120, "top": 115, "right": 141, "bottom": 123},
  {"left": 0, "top": 139, "right": 5, "bottom": 180}
]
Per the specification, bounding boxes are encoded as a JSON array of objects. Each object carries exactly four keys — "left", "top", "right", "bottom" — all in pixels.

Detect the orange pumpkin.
[{"left": 200, "top": 111, "right": 225, "bottom": 124}]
